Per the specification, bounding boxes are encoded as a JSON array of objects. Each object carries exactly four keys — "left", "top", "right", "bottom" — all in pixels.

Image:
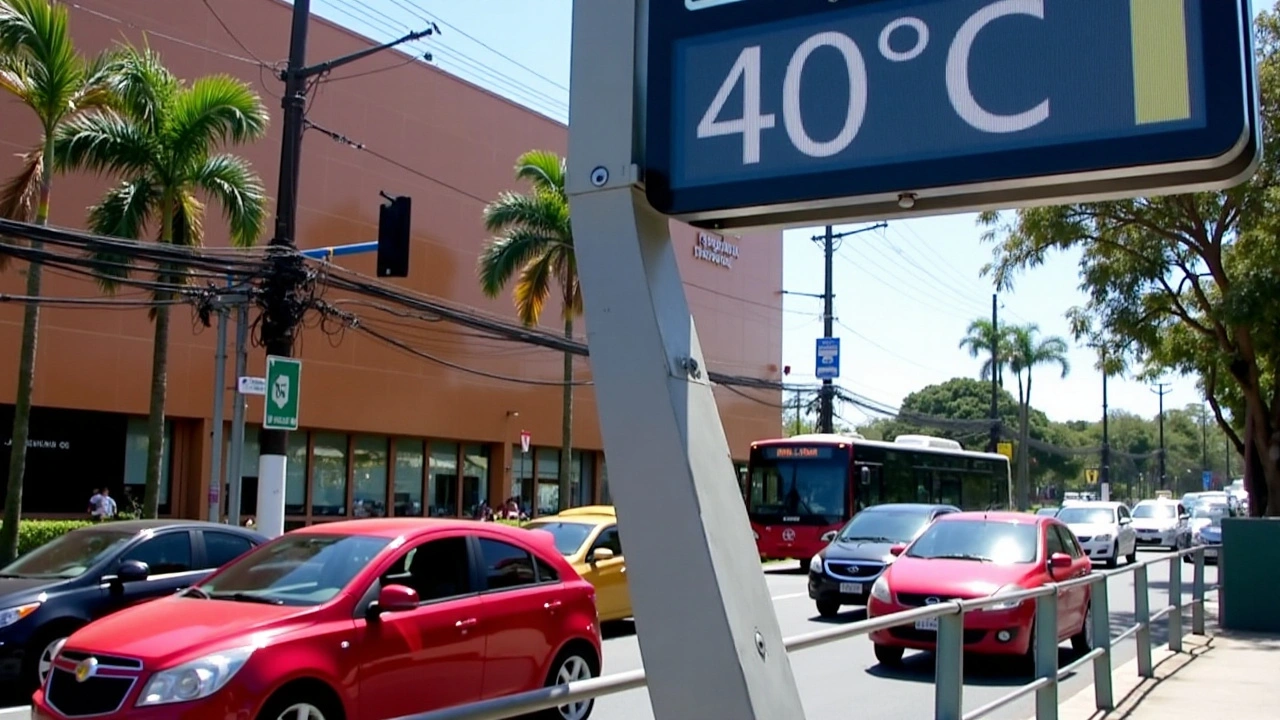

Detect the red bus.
[{"left": 746, "top": 433, "right": 1012, "bottom": 565}]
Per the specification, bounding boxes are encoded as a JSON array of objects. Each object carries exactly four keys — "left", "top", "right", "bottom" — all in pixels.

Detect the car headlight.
[
  {"left": 1094, "top": 534, "right": 1112, "bottom": 542},
  {"left": 820, "top": 530, "right": 837, "bottom": 542},
  {"left": 809, "top": 554, "right": 823, "bottom": 574},
  {"left": 982, "top": 584, "right": 1025, "bottom": 612},
  {"left": 870, "top": 576, "right": 891, "bottom": 603},
  {"left": 137, "top": 647, "right": 254, "bottom": 707},
  {"left": 0, "top": 602, "right": 40, "bottom": 629}
]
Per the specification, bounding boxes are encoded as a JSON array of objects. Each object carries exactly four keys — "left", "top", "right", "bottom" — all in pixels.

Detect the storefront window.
[
  {"left": 600, "top": 459, "right": 610, "bottom": 505},
  {"left": 462, "top": 444, "right": 489, "bottom": 517},
  {"left": 428, "top": 441, "right": 458, "bottom": 516},
  {"left": 512, "top": 445, "right": 534, "bottom": 511},
  {"left": 574, "top": 451, "right": 595, "bottom": 507},
  {"left": 311, "top": 433, "right": 348, "bottom": 516},
  {"left": 123, "top": 418, "right": 172, "bottom": 513},
  {"left": 536, "top": 448, "right": 560, "bottom": 515},
  {"left": 393, "top": 439, "right": 425, "bottom": 516},
  {"left": 353, "top": 435, "right": 388, "bottom": 518},
  {"left": 237, "top": 427, "right": 307, "bottom": 517}
]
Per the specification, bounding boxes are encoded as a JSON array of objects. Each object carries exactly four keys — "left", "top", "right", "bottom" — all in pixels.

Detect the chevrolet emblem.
[{"left": 74, "top": 657, "right": 97, "bottom": 683}]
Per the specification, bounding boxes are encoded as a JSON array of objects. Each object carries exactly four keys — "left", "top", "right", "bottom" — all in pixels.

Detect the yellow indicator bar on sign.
[{"left": 1130, "top": 0, "right": 1192, "bottom": 125}]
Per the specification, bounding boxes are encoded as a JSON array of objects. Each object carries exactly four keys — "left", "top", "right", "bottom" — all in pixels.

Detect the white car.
[
  {"left": 1055, "top": 501, "right": 1138, "bottom": 567},
  {"left": 1131, "top": 499, "right": 1191, "bottom": 550}
]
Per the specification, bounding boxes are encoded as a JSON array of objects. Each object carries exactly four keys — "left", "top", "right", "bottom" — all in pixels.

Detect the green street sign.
[{"left": 264, "top": 356, "right": 301, "bottom": 431}]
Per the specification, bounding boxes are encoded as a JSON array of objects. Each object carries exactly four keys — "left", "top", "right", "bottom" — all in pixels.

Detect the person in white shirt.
[
  {"left": 88, "top": 489, "right": 103, "bottom": 520},
  {"left": 97, "top": 487, "right": 117, "bottom": 519}
]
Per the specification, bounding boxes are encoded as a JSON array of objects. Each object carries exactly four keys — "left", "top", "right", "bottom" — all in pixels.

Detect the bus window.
[
  {"left": 936, "top": 470, "right": 962, "bottom": 507},
  {"left": 853, "top": 463, "right": 883, "bottom": 512}
]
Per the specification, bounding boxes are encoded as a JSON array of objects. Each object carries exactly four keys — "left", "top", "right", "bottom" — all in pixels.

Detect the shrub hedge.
[{"left": 1, "top": 515, "right": 144, "bottom": 557}]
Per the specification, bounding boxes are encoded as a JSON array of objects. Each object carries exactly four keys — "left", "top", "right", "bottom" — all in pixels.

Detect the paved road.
[
  {"left": 0, "top": 548, "right": 1213, "bottom": 720},
  {"left": 591, "top": 547, "right": 1216, "bottom": 720}
]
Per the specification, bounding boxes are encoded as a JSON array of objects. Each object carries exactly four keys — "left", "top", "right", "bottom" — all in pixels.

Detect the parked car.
[
  {"left": 1055, "top": 501, "right": 1138, "bottom": 568},
  {"left": 33, "top": 518, "right": 601, "bottom": 720},
  {"left": 0, "top": 520, "right": 265, "bottom": 694},
  {"left": 1131, "top": 499, "right": 1191, "bottom": 550},
  {"left": 807, "top": 503, "right": 958, "bottom": 617},
  {"left": 1187, "top": 512, "right": 1225, "bottom": 564},
  {"left": 524, "top": 505, "right": 631, "bottom": 622},
  {"left": 867, "top": 512, "right": 1094, "bottom": 666}
]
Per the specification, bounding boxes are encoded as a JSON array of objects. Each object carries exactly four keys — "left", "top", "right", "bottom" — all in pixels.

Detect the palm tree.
[
  {"left": 54, "top": 45, "right": 268, "bottom": 517},
  {"left": 0, "top": 0, "right": 121, "bottom": 561},
  {"left": 958, "top": 317, "right": 1010, "bottom": 384},
  {"left": 1004, "top": 324, "right": 1071, "bottom": 510},
  {"left": 479, "top": 150, "right": 581, "bottom": 513}
]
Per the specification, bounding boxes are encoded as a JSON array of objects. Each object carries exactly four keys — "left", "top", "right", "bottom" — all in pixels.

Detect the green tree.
[
  {"left": 54, "top": 45, "right": 268, "bottom": 517},
  {"left": 0, "top": 0, "right": 121, "bottom": 561},
  {"left": 958, "top": 317, "right": 1010, "bottom": 385},
  {"left": 479, "top": 150, "right": 581, "bottom": 512},
  {"left": 1004, "top": 324, "right": 1071, "bottom": 510},
  {"left": 979, "top": 8, "right": 1280, "bottom": 516}
]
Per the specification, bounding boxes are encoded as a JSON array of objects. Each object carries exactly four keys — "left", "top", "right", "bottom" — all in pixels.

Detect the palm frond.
[
  {"left": 103, "top": 43, "right": 178, "bottom": 134},
  {"left": 193, "top": 154, "right": 267, "bottom": 247},
  {"left": 85, "top": 176, "right": 158, "bottom": 291},
  {"left": 482, "top": 189, "right": 570, "bottom": 238},
  {"left": 476, "top": 227, "right": 561, "bottom": 298},
  {"left": 0, "top": 146, "right": 42, "bottom": 223},
  {"left": 0, "top": 54, "right": 33, "bottom": 105},
  {"left": 170, "top": 191, "right": 206, "bottom": 248},
  {"left": 512, "top": 252, "right": 556, "bottom": 326},
  {"left": 52, "top": 110, "right": 155, "bottom": 177},
  {"left": 167, "top": 75, "right": 268, "bottom": 161},
  {"left": 512, "top": 150, "right": 566, "bottom": 196}
]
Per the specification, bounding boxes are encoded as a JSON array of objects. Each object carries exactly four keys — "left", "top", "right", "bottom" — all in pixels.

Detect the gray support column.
[
  {"left": 1134, "top": 564, "right": 1154, "bottom": 677},
  {"left": 1168, "top": 555, "right": 1183, "bottom": 652},
  {"left": 1091, "top": 577, "right": 1114, "bottom": 711},
  {"left": 565, "top": 2, "right": 806, "bottom": 718}
]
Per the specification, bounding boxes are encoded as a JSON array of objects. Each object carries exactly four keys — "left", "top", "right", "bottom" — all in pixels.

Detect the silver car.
[{"left": 1130, "top": 499, "right": 1191, "bottom": 550}]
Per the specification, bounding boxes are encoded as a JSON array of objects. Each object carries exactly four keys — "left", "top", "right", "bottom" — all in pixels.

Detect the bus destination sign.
[
  {"left": 645, "top": 0, "right": 1259, "bottom": 229},
  {"left": 762, "top": 446, "right": 835, "bottom": 459}
]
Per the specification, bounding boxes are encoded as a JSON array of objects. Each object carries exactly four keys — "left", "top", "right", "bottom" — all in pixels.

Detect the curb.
[{"left": 0, "top": 708, "right": 28, "bottom": 719}]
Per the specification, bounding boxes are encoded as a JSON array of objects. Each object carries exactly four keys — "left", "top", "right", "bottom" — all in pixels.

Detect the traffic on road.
[{"left": 0, "top": 433, "right": 1218, "bottom": 720}]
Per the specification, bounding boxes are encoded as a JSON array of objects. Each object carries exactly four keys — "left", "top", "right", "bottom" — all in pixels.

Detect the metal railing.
[{"left": 396, "top": 545, "right": 1219, "bottom": 720}]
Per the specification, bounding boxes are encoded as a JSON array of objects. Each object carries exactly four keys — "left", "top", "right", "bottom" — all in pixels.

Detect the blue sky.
[{"left": 314, "top": 0, "right": 1265, "bottom": 423}]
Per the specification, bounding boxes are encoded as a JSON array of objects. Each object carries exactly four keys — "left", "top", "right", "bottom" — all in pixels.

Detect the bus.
[{"left": 746, "top": 432, "right": 1012, "bottom": 565}]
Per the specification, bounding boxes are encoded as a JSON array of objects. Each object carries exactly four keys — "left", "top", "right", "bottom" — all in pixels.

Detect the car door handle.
[
  {"left": 455, "top": 618, "right": 478, "bottom": 629},
  {"left": 544, "top": 600, "right": 562, "bottom": 610}
]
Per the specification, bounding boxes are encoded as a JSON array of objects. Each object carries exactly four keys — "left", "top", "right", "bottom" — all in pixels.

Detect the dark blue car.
[{"left": 0, "top": 519, "right": 265, "bottom": 693}]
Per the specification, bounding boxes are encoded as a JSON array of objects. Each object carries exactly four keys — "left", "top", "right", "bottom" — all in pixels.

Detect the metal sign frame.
[{"left": 643, "top": 0, "right": 1260, "bottom": 230}]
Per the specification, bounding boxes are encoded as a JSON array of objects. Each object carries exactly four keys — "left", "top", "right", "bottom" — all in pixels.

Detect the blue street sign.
[
  {"left": 815, "top": 337, "right": 840, "bottom": 379},
  {"left": 645, "top": 0, "right": 1258, "bottom": 228},
  {"left": 1203, "top": 470, "right": 1213, "bottom": 490}
]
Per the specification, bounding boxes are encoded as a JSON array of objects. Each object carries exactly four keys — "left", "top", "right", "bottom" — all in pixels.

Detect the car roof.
[
  {"left": 862, "top": 503, "right": 958, "bottom": 513},
  {"left": 291, "top": 518, "right": 485, "bottom": 538},
  {"left": 74, "top": 519, "right": 258, "bottom": 534},
  {"left": 935, "top": 511, "right": 1041, "bottom": 525},
  {"left": 1135, "top": 498, "right": 1179, "bottom": 504},
  {"left": 1058, "top": 501, "right": 1123, "bottom": 508}
]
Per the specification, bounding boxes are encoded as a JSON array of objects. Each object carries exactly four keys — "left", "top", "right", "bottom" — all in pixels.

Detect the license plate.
[
  {"left": 1205, "top": 548, "right": 1219, "bottom": 557},
  {"left": 839, "top": 582, "right": 863, "bottom": 594},
  {"left": 915, "top": 617, "right": 939, "bottom": 632}
]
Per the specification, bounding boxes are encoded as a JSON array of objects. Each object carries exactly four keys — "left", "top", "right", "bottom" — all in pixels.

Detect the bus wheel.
[{"left": 816, "top": 600, "right": 840, "bottom": 618}]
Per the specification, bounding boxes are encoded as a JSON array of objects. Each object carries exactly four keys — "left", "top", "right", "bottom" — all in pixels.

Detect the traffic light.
[{"left": 377, "top": 194, "right": 411, "bottom": 277}]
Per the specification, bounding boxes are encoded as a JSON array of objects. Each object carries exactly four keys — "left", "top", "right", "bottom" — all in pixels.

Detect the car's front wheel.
[
  {"left": 873, "top": 644, "right": 904, "bottom": 667},
  {"left": 816, "top": 599, "right": 840, "bottom": 618},
  {"left": 259, "top": 699, "right": 332, "bottom": 720}
]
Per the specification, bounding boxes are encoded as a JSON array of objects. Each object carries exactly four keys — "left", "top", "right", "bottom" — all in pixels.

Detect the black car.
[
  {"left": 808, "top": 503, "right": 959, "bottom": 617},
  {"left": 0, "top": 519, "right": 266, "bottom": 693}
]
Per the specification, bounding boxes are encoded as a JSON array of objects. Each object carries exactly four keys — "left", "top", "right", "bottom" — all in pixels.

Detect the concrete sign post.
[{"left": 567, "top": 1, "right": 1256, "bottom": 718}]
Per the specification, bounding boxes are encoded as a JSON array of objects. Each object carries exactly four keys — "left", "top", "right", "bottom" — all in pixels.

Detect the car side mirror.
[
  {"left": 117, "top": 560, "right": 150, "bottom": 583},
  {"left": 589, "top": 547, "right": 615, "bottom": 563},
  {"left": 1119, "top": 517, "right": 1131, "bottom": 525},
  {"left": 1179, "top": 513, "right": 1190, "bottom": 521},
  {"left": 888, "top": 543, "right": 906, "bottom": 557},
  {"left": 860, "top": 467, "right": 871, "bottom": 485},
  {"left": 1049, "top": 552, "right": 1073, "bottom": 572},
  {"left": 370, "top": 584, "right": 419, "bottom": 619}
]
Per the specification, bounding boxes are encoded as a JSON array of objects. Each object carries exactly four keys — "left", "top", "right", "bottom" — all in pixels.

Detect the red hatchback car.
[
  {"left": 867, "top": 512, "right": 1094, "bottom": 666},
  {"left": 32, "top": 519, "right": 601, "bottom": 720}
]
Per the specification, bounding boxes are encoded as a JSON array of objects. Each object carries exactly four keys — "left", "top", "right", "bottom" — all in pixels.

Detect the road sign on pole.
[
  {"left": 815, "top": 337, "right": 840, "bottom": 379},
  {"left": 263, "top": 356, "right": 301, "bottom": 431},
  {"left": 237, "top": 376, "right": 266, "bottom": 395},
  {"left": 645, "top": 0, "right": 1259, "bottom": 229},
  {"left": 1086, "top": 467, "right": 1100, "bottom": 485},
  {"left": 519, "top": 430, "right": 531, "bottom": 454},
  {"left": 1203, "top": 470, "right": 1213, "bottom": 490},
  {"left": 996, "top": 442, "right": 1014, "bottom": 462}
]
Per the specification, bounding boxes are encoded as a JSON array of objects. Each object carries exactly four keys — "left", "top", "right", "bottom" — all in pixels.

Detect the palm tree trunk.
[
  {"left": 142, "top": 300, "right": 170, "bottom": 518},
  {"left": 1019, "top": 374, "right": 1035, "bottom": 511},
  {"left": 557, "top": 317, "right": 575, "bottom": 512},
  {"left": 0, "top": 141, "right": 53, "bottom": 563}
]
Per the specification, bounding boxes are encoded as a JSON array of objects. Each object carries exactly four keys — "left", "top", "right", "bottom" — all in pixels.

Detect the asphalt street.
[
  {"left": 0, "top": 548, "right": 1214, "bottom": 720},
  {"left": 590, "top": 547, "right": 1216, "bottom": 720}
]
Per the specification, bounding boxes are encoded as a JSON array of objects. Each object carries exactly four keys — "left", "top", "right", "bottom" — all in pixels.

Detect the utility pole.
[
  {"left": 1201, "top": 403, "right": 1208, "bottom": 473},
  {"left": 1101, "top": 356, "right": 1110, "bottom": 490},
  {"left": 988, "top": 293, "right": 1000, "bottom": 453},
  {"left": 228, "top": 302, "right": 248, "bottom": 526},
  {"left": 208, "top": 298, "right": 228, "bottom": 523},
  {"left": 256, "top": 1, "right": 434, "bottom": 537},
  {"left": 809, "top": 222, "right": 885, "bottom": 434},
  {"left": 1151, "top": 382, "right": 1172, "bottom": 490}
]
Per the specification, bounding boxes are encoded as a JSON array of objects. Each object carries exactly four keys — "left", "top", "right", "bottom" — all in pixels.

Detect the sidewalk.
[{"left": 1051, "top": 604, "right": 1280, "bottom": 719}]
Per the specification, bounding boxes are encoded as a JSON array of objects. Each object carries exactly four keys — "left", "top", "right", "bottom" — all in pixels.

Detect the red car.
[
  {"left": 867, "top": 512, "right": 1094, "bottom": 666},
  {"left": 32, "top": 519, "right": 601, "bottom": 720}
]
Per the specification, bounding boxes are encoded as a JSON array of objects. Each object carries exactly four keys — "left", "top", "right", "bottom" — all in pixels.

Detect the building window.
[
  {"left": 462, "top": 444, "right": 489, "bottom": 518},
  {"left": 123, "top": 418, "right": 173, "bottom": 513},
  {"left": 353, "top": 435, "right": 388, "bottom": 518},
  {"left": 428, "top": 441, "right": 459, "bottom": 516},
  {"left": 393, "top": 438, "right": 425, "bottom": 517},
  {"left": 575, "top": 451, "right": 595, "bottom": 507},
  {"left": 311, "top": 433, "right": 348, "bottom": 516},
  {"left": 535, "top": 448, "right": 560, "bottom": 515},
  {"left": 600, "top": 459, "right": 610, "bottom": 505},
  {"left": 236, "top": 427, "right": 308, "bottom": 518},
  {"left": 512, "top": 445, "right": 534, "bottom": 511}
]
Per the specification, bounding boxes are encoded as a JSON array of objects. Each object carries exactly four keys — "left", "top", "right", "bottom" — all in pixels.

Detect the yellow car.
[{"left": 525, "top": 506, "right": 632, "bottom": 622}]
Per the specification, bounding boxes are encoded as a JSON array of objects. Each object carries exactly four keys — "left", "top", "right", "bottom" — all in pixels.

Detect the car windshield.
[
  {"left": 0, "top": 528, "right": 134, "bottom": 579},
  {"left": 907, "top": 520, "right": 1039, "bottom": 565},
  {"left": 837, "top": 510, "right": 930, "bottom": 544},
  {"left": 1036, "top": 508, "right": 1059, "bottom": 517},
  {"left": 1133, "top": 503, "right": 1177, "bottom": 519},
  {"left": 525, "top": 521, "right": 595, "bottom": 556},
  {"left": 747, "top": 446, "right": 846, "bottom": 523},
  {"left": 199, "top": 534, "right": 390, "bottom": 606},
  {"left": 1056, "top": 507, "right": 1117, "bottom": 525},
  {"left": 1192, "top": 505, "right": 1229, "bottom": 524}
]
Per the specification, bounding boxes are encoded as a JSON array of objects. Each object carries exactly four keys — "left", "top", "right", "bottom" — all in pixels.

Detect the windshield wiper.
[
  {"left": 925, "top": 553, "right": 992, "bottom": 562},
  {"left": 840, "top": 535, "right": 895, "bottom": 543},
  {"left": 0, "top": 573, "right": 27, "bottom": 579},
  {"left": 208, "top": 592, "right": 284, "bottom": 605},
  {"left": 179, "top": 586, "right": 210, "bottom": 599}
]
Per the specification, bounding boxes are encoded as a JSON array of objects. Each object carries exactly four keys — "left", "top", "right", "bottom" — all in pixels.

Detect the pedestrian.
[
  {"left": 87, "top": 488, "right": 102, "bottom": 520},
  {"left": 96, "top": 487, "right": 117, "bottom": 520}
]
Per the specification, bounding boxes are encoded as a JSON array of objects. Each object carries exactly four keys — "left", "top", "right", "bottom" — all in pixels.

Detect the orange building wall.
[{"left": 0, "top": 0, "right": 783, "bottom": 516}]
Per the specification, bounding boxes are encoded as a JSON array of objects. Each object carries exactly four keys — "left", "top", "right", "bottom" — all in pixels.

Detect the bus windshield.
[{"left": 747, "top": 446, "right": 846, "bottom": 523}]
